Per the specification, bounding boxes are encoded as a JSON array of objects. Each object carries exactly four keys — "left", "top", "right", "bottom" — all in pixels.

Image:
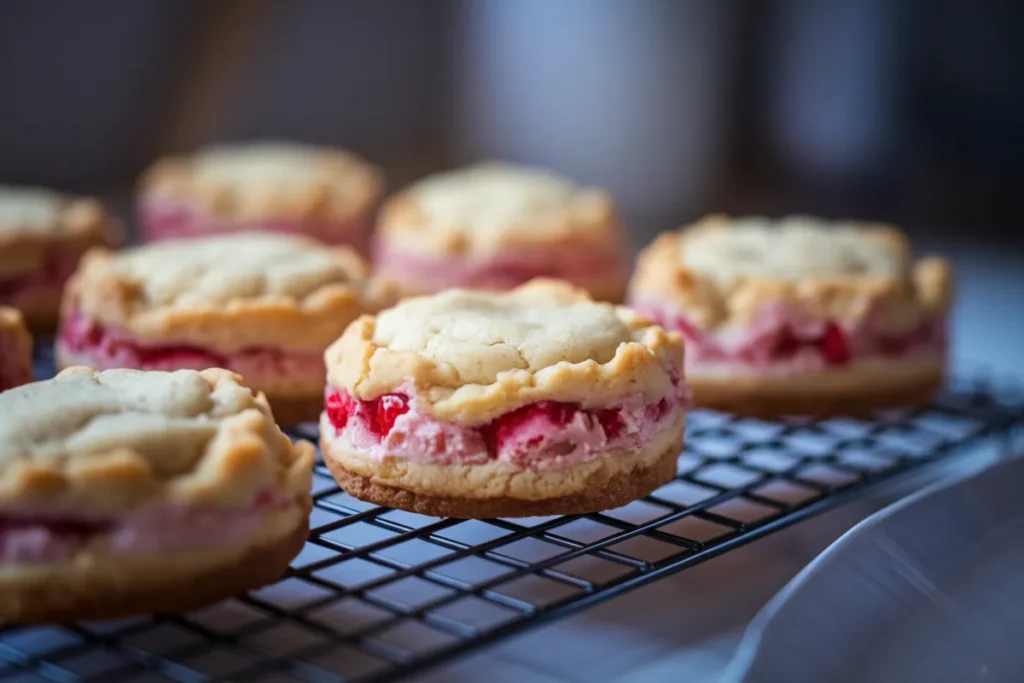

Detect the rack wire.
[{"left": 4, "top": 347, "right": 1021, "bottom": 682}]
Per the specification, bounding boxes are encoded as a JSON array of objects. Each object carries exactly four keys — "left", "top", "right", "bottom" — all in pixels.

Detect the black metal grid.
[{"left": 4, "top": 348, "right": 1021, "bottom": 682}]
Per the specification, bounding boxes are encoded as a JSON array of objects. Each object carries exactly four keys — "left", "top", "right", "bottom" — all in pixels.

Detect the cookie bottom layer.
[
  {"left": 321, "top": 432, "right": 683, "bottom": 518},
  {"left": 688, "top": 356, "right": 945, "bottom": 417},
  {"left": 0, "top": 507, "right": 309, "bottom": 624}
]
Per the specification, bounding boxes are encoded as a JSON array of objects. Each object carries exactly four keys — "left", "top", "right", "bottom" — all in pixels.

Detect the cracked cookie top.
[
  {"left": 377, "top": 162, "right": 623, "bottom": 256},
  {"left": 629, "top": 215, "right": 954, "bottom": 329},
  {"left": 325, "top": 279, "right": 685, "bottom": 423},
  {"left": 0, "top": 367, "right": 314, "bottom": 513},
  {"left": 64, "top": 232, "right": 395, "bottom": 352},
  {"left": 0, "top": 185, "right": 118, "bottom": 278},
  {"left": 139, "top": 141, "right": 383, "bottom": 223}
]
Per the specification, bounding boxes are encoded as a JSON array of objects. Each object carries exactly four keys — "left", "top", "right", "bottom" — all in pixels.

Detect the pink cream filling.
[
  {"left": 631, "top": 298, "right": 946, "bottom": 375},
  {"left": 372, "top": 238, "right": 627, "bottom": 292},
  {"left": 0, "top": 488, "right": 294, "bottom": 565},
  {"left": 59, "top": 310, "right": 323, "bottom": 384},
  {"left": 324, "top": 375, "right": 687, "bottom": 471},
  {"left": 139, "top": 197, "right": 368, "bottom": 249}
]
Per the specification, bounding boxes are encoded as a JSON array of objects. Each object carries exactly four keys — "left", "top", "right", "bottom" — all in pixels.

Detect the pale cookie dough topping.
[
  {"left": 379, "top": 163, "right": 624, "bottom": 260},
  {"left": 0, "top": 185, "right": 108, "bottom": 238},
  {"left": 630, "top": 215, "right": 953, "bottom": 330},
  {"left": 373, "top": 284, "right": 632, "bottom": 385},
  {"left": 0, "top": 369, "right": 255, "bottom": 463},
  {"left": 141, "top": 141, "right": 381, "bottom": 220},
  {"left": 0, "top": 186, "right": 62, "bottom": 232},
  {"left": 67, "top": 232, "right": 390, "bottom": 353},
  {"left": 80, "top": 232, "right": 368, "bottom": 309},
  {"left": 679, "top": 215, "right": 909, "bottom": 286},
  {"left": 407, "top": 162, "right": 608, "bottom": 233},
  {"left": 326, "top": 280, "right": 684, "bottom": 423},
  {"left": 191, "top": 143, "right": 366, "bottom": 192},
  {"left": 0, "top": 368, "right": 313, "bottom": 512}
]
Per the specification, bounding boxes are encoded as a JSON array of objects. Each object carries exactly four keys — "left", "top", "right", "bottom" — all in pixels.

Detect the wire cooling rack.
[{"left": 5, "top": 347, "right": 1022, "bottom": 682}]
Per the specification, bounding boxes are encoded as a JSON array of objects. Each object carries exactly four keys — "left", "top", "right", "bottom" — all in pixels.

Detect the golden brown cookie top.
[
  {"left": 377, "top": 162, "right": 623, "bottom": 257},
  {"left": 64, "top": 232, "right": 395, "bottom": 352},
  {"left": 629, "top": 215, "right": 954, "bottom": 330},
  {"left": 0, "top": 367, "right": 314, "bottom": 513},
  {"left": 0, "top": 185, "right": 118, "bottom": 278},
  {"left": 140, "top": 141, "right": 382, "bottom": 223},
  {"left": 325, "top": 279, "right": 684, "bottom": 423}
]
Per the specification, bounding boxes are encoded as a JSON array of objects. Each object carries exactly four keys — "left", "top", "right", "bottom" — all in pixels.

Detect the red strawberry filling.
[
  {"left": 763, "top": 322, "right": 851, "bottom": 365},
  {"left": 62, "top": 312, "right": 229, "bottom": 368},
  {"left": 480, "top": 401, "right": 579, "bottom": 455},
  {"left": 820, "top": 324, "right": 852, "bottom": 364},
  {"left": 596, "top": 408, "right": 627, "bottom": 440},
  {"left": 635, "top": 301, "right": 942, "bottom": 370},
  {"left": 325, "top": 389, "right": 679, "bottom": 464},
  {"left": 0, "top": 488, "right": 293, "bottom": 565},
  {"left": 58, "top": 310, "right": 324, "bottom": 383},
  {"left": 326, "top": 391, "right": 410, "bottom": 437}
]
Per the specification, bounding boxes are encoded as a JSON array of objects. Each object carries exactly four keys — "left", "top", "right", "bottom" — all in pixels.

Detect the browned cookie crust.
[
  {"left": 689, "top": 367, "right": 944, "bottom": 418},
  {"left": 323, "top": 441, "right": 681, "bottom": 519}
]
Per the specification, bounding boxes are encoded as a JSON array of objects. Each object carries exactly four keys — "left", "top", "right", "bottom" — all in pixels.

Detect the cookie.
[
  {"left": 138, "top": 141, "right": 382, "bottom": 251},
  {"left": 0, "top": 185, "right": 119, "bottom": 331},
  {"left": 373, "top": 162, "right": 629, "bottom": 301},
  {"left": 0, "top": 367, "right": 314, "bottom": 623},
  {"left": 320, "top": 280, "right": 688, "bottom": 517},
  {"left": 628, "top": 215, "right": 953, "bottom": 416},
  {"left": 57, "top": 232, "right": 394, "bottom": 426}
]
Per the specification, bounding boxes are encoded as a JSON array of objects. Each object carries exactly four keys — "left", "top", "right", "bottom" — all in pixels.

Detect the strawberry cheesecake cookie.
[
  {"left": 138, "top": 141, "right": 382, "bottom": 251},
  {"left": 0, "top": 367, "right": 314, "bottom": 623},
  {"left": 0, "top": 307, "right": 32, "bottom": 391},
  {"left": 57, "top": 232, "right": 393, "bottom": 426},
  {"left": 321, "top": 280, "right": 688, "bottom": 518},
  {"left": 373, "top": 162, "right": 629, "bottom": 301},
  {"left": 628, "top": 215, "right": 953, "bottom": 416},
  {"left": 0, "top": 185, "right": 120, "bottom": 331}
]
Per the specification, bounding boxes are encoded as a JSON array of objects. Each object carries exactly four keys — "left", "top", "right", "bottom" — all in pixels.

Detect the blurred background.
[
  {"left": 1, "top": 0, "right": 1022, "bottom": 250},
  {"left": 2, "top": 5, "right": 1022, "bottom": 679}
]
